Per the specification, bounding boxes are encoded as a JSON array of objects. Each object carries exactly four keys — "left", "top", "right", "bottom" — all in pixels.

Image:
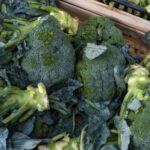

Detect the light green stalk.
[{"left": 0, "top": 83, "right": 49, "bottom": 124}]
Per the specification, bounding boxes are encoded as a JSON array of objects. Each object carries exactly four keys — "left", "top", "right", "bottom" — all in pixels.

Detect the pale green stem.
[
  {"left": 2, "top": 102, "right": 29, "bottom": 124},
  {"left": 119, "top": 89, "right": 133, "bottom": 146},
  {"left": 19, "top": 108, "right": 36, "bottom": 122},
  {"left": 80, "top": 125, "right": 88, "bottom": 150},
  {"left": 120, "top": 89, "right": 133, "bottom": 119},
  {"left": 28, "top": 1, "right": 57, "bottom": 13}
]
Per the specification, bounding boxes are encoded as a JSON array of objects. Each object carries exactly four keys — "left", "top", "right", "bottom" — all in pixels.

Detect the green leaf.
[{"left": 10, "top": 132, "right": 41, "bottom": 150}]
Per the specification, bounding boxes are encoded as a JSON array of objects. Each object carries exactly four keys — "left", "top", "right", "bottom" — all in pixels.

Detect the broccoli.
[
  {"left": 1, "top": 18, "right": 41, "bottom": 49},
  {"left": 0, "top": 2, "right": 78, "bottom": 50},
  {"left": 73, "top": 17, "right": 123, "bottom": 52},
  {"left": 118, "top": 31, "right": 150, "bottom": 149},
  {"left": 74, "top": 17, "right": 126, "bottom": 102},
  {"left": 46, "top": 126, "right": 86, "bottom": 150},
  {"left": 0, "top": 2, "right": 77, "bottom": 88},
  {"left": 130, "top": 102, "right": 150, "bottom": 150},
  {"left": 28, "top": 0, "right": 78, "bottom": 35},
  {"left": 21, "top": 15, "right": 75, "bottom": 88},
  {"left": 120, "top": 64, "right": 150, "bottom": 118},
  {"left": 48, "top": 133, "right": 80, "bottom": 150},
  {"left": 119, "top": 64, "right": 150, "bottom": 150},
  {"left": 0, "top": 82, "right": 49, "bottom": 124}
]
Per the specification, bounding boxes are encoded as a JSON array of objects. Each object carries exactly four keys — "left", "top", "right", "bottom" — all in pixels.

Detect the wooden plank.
[{"left": 59, "top": 0, "right": 150, "bottom": 33}]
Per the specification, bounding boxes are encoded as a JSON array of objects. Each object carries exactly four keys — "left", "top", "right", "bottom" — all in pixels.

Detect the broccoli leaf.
[
  {"left": 9, "top": 132, "right": 41, "bottom": 150},
  {"left": 16, "top": 117, "right": 35, "bottom": 135}
]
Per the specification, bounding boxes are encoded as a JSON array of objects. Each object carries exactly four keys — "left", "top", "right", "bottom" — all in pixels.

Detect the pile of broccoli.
[
  {"left": 0, "top": 0, "right": 77, "bottom": 123},
  {"left": 1, "top": 0, "right": 150, "bottom": 150}
]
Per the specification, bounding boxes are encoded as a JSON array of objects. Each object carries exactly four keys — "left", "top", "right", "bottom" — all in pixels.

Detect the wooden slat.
[{"left": 59, "top": 0, "right": 150, "bottom": 34}]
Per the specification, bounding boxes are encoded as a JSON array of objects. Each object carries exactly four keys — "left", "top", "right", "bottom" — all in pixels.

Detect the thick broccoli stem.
[
  {"left": 19, "top": 108, "right": 36, "bottom": 122},
  {"left": 0, "top": 100, "right": 17, "bottom": 116},
  {"left": 0, "top": 83, "right": 49, "bottom": 124}
]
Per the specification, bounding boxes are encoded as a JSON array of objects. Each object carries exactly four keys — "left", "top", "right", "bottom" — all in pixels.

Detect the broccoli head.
[
  {"left": 77, "top": 43, "right": 126, "bottom": 101},
  {"left": 21, "top": 15, "right": 75, "bottom": 88},
  {"left": 0, "top": 82, "right": 49, "bottom": 124},
  {"left": 130, "top": 102, "right": 150, "bottom": 150},
  {"left": 73, "top": 16, "right": 123, "bottom": 52},
  {"left": 75, "top": 17, "right": 126, "bottom": 101}
]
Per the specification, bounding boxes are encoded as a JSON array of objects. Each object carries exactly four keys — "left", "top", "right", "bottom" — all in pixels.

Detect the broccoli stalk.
[{"left": 0, "top": 83, "right": 49, "bottom": 124}]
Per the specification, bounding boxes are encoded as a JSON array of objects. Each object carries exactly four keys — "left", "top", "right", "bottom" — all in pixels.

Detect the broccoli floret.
[
  {"left": 73, "top": 16, "right": 123, "bottom": 52},
  {"left": 21, "top": 16, "right": 75, "bottom": 88},
  {"left": 130, "top": 102, "right": 150, "bottom": 150}
]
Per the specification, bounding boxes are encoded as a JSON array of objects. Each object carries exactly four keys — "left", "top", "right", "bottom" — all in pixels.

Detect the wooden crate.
[{"left": 57, "top": 0, "right": 150, "bottom": 57}]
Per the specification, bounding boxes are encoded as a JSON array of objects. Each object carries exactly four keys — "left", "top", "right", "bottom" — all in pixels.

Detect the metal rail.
[{"left": 99, "top": 0, "right": 150, "bottom": 20}]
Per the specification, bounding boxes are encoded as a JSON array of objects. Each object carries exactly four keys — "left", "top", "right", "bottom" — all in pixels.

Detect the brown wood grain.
[{"left": 59, "top": 0, "right": 150, "bottom": 33}]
